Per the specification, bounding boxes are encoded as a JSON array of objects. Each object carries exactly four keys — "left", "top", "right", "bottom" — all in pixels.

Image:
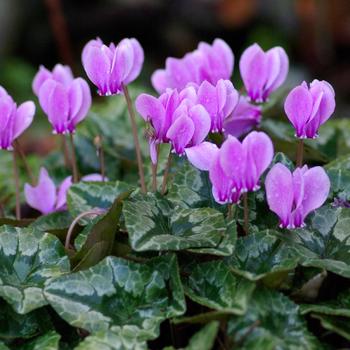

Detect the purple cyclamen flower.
[
  {"left": 239, "top": 43, "right": 289, "bottom": 102},
  {"left": 151, "top": 38, "right": 234, "bottom": 93},
  {"left": 136, "top": 86, "right": 211, "bottom": 163},
  {"left": 196, "top": 79, "right": 239, "bottom": 133},
  {"left": 265, "top": 163, "right": 330, "bottom": 229},
  {"left": 186, "top": 131, "right": 274, "bottom": 204},
  {"left": 284, "top": 80, "right": 335, "bottom": 139},
  {"left": 24, "top": 168, "right": 105, "bottom": 215},
  {"left": 82, "top": 37, "right": 144, "bottom": 96},
  {"left": 33, "top": 64, "right": 91, "bottom": 134},
  {"left": 224, "top": 96, "right": 262, "bottom": 138},
  {"left": 0, "top": 86, "right": 35, "bottom": 150}
]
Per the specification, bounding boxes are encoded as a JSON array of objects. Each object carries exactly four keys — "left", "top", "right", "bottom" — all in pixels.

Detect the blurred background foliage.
[{"left": 0, "top": 0, "right": 349, "bottom": 198}]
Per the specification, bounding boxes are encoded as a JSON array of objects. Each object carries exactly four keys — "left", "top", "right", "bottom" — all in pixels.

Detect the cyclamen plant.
[{"left": 0, "top": 36, "right": 344, "bottom": 348}]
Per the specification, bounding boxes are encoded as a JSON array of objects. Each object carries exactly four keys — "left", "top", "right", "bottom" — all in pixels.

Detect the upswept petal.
[
  {"left": 239, "top": 43, "right": 268, "bottom": 101},
  {"left": 135, "top": 93, "right": 165, "bottom": 123},
  {"left": 124, "top": 38, "right": 144, "bottom": 84},
  {"left": 220, "top": 135, "right": 245, "bottom": 190},
  {"left": 284, "top": 85, "right": 313, "bottom": 137},
  {"left": 68, "top": 78, "right": 91, "bottom": 129},
  {"left": 13, "top": 101, "right": 35, "bottom": 139},
  {"left": 166, "top": 114, "right": 194, "bottom": 155},
  {"left": 265, "top": 163, "right": 294, "bottom": 228},
  {"left": 166, "top": 57, "right": 193, "bottom": 91},
  {"left": 56, "top": 176, "right": 72, "bottom": 211},
  {"left": 188, "top": 104, "right": 211, "bottom": 145},
  {"left": 52, "top": 64, "right": 74, "bottom": 86},
  {"left": 197, "top": 80, "right": 218, "bottom": 117},
  {"left": 265, "top": 47, "right": 289, "bottom": 92},
  {"left": 151, "top": 69, "right": 169, "bottom": 94},
  {"left": 185, "top": 142, "right": 219, "bottom": 171},
  {"left": 24, "top": 168, "right": 57, "bottom": 214},
  {"left": 32, "top": 66, "right": 51, "bottom": 95},
  {"left": 82, "top": 45, "right": 111, "bottom": 95},
  {"left": 301, "top": 166, "right": 330, "bottom": 221}
]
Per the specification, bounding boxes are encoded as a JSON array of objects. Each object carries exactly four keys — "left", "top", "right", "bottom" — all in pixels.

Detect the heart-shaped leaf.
[
  {"left": 67, "top": 181, "right": 133, "bottom": 223},
  {"left": 123, "top": 193, "right": 233, "bottom": 255},
  {"left": 18, "top": 330, "right": 60, "bottom": 350},
  {"left": 0, "top": 298, "right": 52, "bottom": 340},
  {"left": 280, "top": 205, "right": 350, "bottom": 278},
  {"left": 311, "top": 314, "right": 350, "bottom": 341},
  {"left": 74, "top": 330, "right": 147, "bottom": 350},
  {"left": 182, "top": 261, "right": 255, "bottom": 315},
  {"left": 301, "top": 288, "right": 350, "bottom": 317},
  {"left": 44, "top": 254, "right": 185, "bottom": 340},
  {"left": 227, "top": 288, "right": 321, "bottom": 349},
  {"left": 225, "top": 231, "right": 299, "bottom": 285},
  {"left": 0, "top": 226, "right": 70, "bottom": 314}
]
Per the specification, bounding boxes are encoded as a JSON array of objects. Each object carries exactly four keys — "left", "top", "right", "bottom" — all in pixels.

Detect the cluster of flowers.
[{"left": 0, "top": 37, "right": 336, "bottom": 228}]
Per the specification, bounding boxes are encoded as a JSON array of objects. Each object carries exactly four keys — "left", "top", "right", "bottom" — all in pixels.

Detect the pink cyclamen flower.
[
  {"left": 33, "top": 64, "right": 91, "bottom": 134},
  {"left": 284, "top": 80, "right": 335, "bottom": 139},
  {"left": 136, "top": 86, "right": 211, "bottom": 163},
  {"left": 0, "top": 86, "right": 35, "bottom": 150},
  {"left": 224, "top": 96, "right": 262, "bottom": 138},
  {"left": 24, "top": 168, "right": 105, "bottom": 215},
  {"left": 239, "top": 43, "right": 289, "bottom": 102},
  {"left": 82, "top": 37, "right": 144, "bottom": 96},
  {"left": 265, "top": 163, "right": 330, "bottom": 229},
  {"left": 151, "top": 38, "right": 234, "bottom": 93},
  {"left": 186, "top": 131, "right": 274, "bottom": 204},
  {"left": 196, "top": 79, "right": 239, "bottom": 133}
]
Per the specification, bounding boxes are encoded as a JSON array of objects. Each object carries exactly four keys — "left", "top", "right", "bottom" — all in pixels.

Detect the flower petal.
[
  {"left": 239, "top": 43, "right": 268, "bottom": 101},
  {"left": 220, "top": 135, "right": 245, "bottom": 190},
  {"left": 188, "top": 104, "right": 211, "bottom": 145},
  {"left": 123, "top": 38, "right": 144, "bottom": 84},
  {"left": 265, "top": 163, "right": 294, "bottom": 228},
  {"left": 13, "top": 101, "right": 35, "bottom": 139},
  {"left": 82, "top": 44, "right": 111, "bottom": 95},
  {"left": 68, "top": 78, "right": 91, "bottom": 130},
  {"left": 135, "top": 93, "right": 165, "bottom": 123},
  {"left": 265, "top": 47, "right": 289, "bottom": 94},
  {"left": 151, "top": 69, "right": 169, "bottom": 94},
  {"left": 24, "top": 168, "right": 57, "bottom": 214},
  {"left": 56, "top": 176, "right": 72, "bottom": 211},
  {"left": 301, "top": 166, "right": 330, "bottom": 221},
  {"left": 32, "top": 66, "right": 51, "bottom": 96},
  {"left": 166, "top": 114, "right": 194, "bottom": 155},
  {"left": 185, "top": 141, "right": 219, "bottom": 171},
  {"left": 284, "top": 85, "right": 313, "bottom": 137}
]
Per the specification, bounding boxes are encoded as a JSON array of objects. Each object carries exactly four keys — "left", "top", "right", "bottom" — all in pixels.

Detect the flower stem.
[
  {"left": 151, "top": 145, "right": 159, "bottom": 192},
  {"left": 69, "top": 133, "right": 79, "bottom": 183},
  {"left": 243, "top": 192, "right": 249, "bottom": 235},
  {"left": 14, "top": 140, "right": 35, "bottom": 185},
  {"left": 12, "top": 150, "right": 21, "bottom": 220},
  {"left": 296, "top": 139, "right": 304, "bottom": 168},
  {"left": 94, "top": 136, "right": 106, "bottom": 181},
  {"left": 61, "top": 134, "right": 70, "bottom": 168},
  {"left": 122, "top": 84, "right": 147, "bottom": 193},
  {"left": 65, "top": 209, "right": 105, "bottom": 250},
  {"left": 161, "top": 151, "right": 172, "bottom": 195}
]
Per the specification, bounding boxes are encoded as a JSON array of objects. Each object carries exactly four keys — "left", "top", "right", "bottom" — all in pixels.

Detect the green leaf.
[
  {"left": 325, "top": 154, "right": 350, "bottom": 171},
  {"left": 71, "top": 192, "right": 131, "bottom": 270},
  {"left": 280, "top": 205, "right": 350, "bottom": 278},
  {"left": 301, "top": 288, "right": 350, "bottom": 317},
  {"left": 225, "top": 231, "right": 298, "bottom": 285},
  {"left": 326, "top": 168, "right": 350, "bottom": 200},
  {"left": 74, "top": 330, "right": 147, "bottom": 350},
  {"left": 227, "top": 288, "right": 320, "bottom": 350},
  {"left": 0, "top": 226, "right": 70, "bottom": 314},
  {"left": 0, "top": 299, "right": 52, "bottom": 340},
  {"left": 167, "top": 162, "right": 220, "bottom": 210},
  {"left": 0, "top": 342, "right": 9, "bottom": 350},
  {"left": 18, "top": 330, "right": 60, "bottom": 350},
  {"left": 185, "top": 321, "right": 219, "bottom": 350},
  {"left": 183, "top": 261, "right": 255, "bottom": 315},
  {"left": 44, "top": 254, "right": 185, "bottom": 340},
  {"left": 67, "top": 181, "right": 133, "bottom": 224},
  {"left": 311, "top": 314, "right": 350, "bottom": 341},
  {"left": 123, "top": 193, "right": 232, "bottom": 255}
]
